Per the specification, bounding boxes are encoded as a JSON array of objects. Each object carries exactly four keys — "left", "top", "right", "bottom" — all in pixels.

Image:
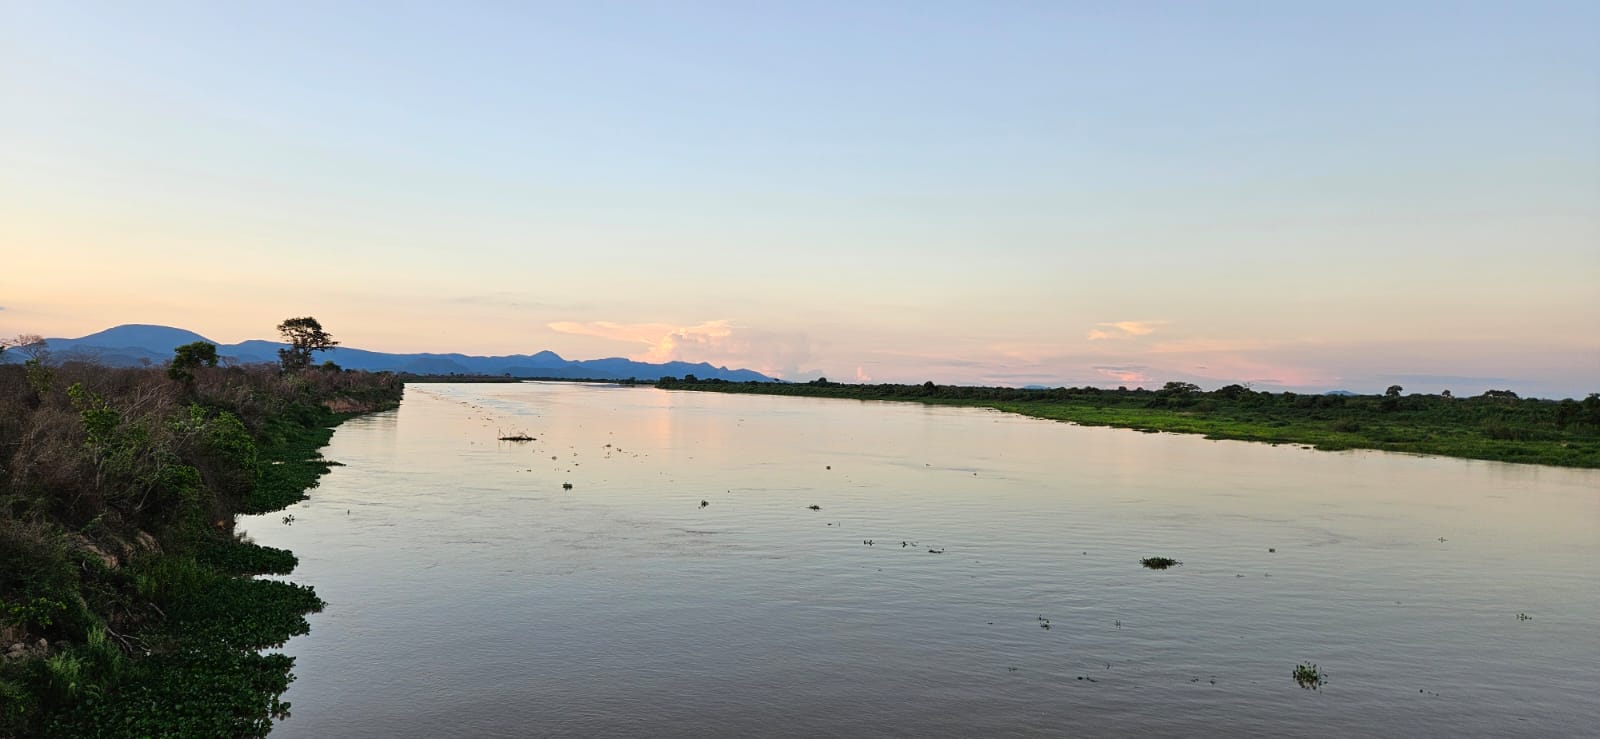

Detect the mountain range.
[{"left": 11, "top": 324, "right": 773, "bottom": 382}]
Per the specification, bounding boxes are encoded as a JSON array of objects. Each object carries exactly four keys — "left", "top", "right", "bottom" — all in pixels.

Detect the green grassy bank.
[
  {"left": 0, "top": 362, "right": 401, "bottom": 736},
  {"left": 656, "top": 377, "right": 1600, "bottom": 469}
]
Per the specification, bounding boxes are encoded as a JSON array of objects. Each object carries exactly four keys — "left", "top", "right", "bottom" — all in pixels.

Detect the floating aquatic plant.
[
  {"left": 1140, "top": 557, "right": 1181, "bottom": 570},
  {"left": 1293, "top": 662, "right": 1325, "bottom": 689}
]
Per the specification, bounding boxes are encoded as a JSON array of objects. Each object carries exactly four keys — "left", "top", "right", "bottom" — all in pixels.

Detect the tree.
[
  {"left": 4, "top": 335, "right": 52, "bottom": 395},
  {"left": 3, "top": 334, "right": 48, "bottom": 363},
  {"left": 169, "top": 341, "right": 219, "bottom": 384},
  {"left": 1555, "top": 399, "right": 1580, "bottom": 429},
  {"left": 1479, "top": 389, "right": 1520, "bottom": 404},
  {"left": 1378, "top": 384, "right": 1405, "bottom": 411},
  {"left": 1584, "top": 393, "right": 1600, "bottom": 425},
  {"left": 276, "top": 317, "right": 339, "bottom": 371}
]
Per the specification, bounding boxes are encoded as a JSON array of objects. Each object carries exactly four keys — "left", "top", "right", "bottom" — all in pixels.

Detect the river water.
[{"left": 241, "top": 382, "right": 1600, "bottom": 737}]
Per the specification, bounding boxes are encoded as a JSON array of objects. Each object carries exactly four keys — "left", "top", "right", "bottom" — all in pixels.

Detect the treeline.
[
  {"left": 0, "top": 321, "right": 401, "bottom": 736},
  {"left": 656, "top": 377, "right": 1600, "bottom": 468}
]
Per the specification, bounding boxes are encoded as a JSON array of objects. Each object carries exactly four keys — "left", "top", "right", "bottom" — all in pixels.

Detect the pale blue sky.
[{"left": 2, "top": 1, "right": 1596, "bottom": 396}]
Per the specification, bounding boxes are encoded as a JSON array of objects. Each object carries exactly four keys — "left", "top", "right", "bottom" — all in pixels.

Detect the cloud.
[
  {"left": 1087, "top": 320, "right": 1166, "bottom": 340},
  {"left": 548, "top": 319, "right": 811, "bottom": 377},
  {"left": 855, "top": 366, "right": 872, "bottom": 383},
  {"left": 1093, "top": 365, "right": 1152, "bottom": 384},
  {"left": 548, "top": 320, "right": 733, "bottom": 360}
]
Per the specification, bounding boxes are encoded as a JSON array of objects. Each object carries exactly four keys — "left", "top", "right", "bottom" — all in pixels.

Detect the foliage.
[
  {"left": 0, "top": 344, "right": 401, "bottom": 736},
  {"left": 657, "top": 377, "right": 1600, "bottom": 468},
  {"left": 168, "top": 341, "right": 220, "bottom": 384},
  {"left": 1140, "top": 557, "right": 1182, "bottom": 570},
  {"left": 1293, "top": 661, "right": 1326, "bottom": 689},
  {"left": 276, "top": 317, "right": 339, "bottom": 372}
]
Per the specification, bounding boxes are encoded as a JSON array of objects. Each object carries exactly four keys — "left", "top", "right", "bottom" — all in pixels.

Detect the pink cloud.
[
  {"left": 548, "top": 319, "right": 811, "bottom": 378},
  {"left": 1087, "top": 320, "right": 1167, "bottom": 340},
  {"left": 1094, "top": 366, "right": 1152, "bottom": 384}
]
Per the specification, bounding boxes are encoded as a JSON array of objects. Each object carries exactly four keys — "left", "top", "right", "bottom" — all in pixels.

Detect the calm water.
[{"left": 241, "top": 382, "right": 1600, "bottom": 737}]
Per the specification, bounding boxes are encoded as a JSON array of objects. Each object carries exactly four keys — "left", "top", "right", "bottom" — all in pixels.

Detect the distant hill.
[{"left": 15, "top": 324, "right": 773, "bottom": 382}]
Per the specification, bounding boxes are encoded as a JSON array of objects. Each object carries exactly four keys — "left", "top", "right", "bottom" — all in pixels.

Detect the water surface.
[{"left": 243, "top": 382, "right": 1600, "bottom": 737}]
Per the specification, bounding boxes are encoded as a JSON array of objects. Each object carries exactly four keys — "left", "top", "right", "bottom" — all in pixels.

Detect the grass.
[
  {"left": 0, "top": 362, "right": 401, "bottom": 737},
  {"left": 656, "top": 378, "right": 1600, "bottom": 469}
]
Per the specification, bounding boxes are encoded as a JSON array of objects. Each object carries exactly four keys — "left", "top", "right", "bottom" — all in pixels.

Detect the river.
[{"left": 241, "top": 382, "right": 1600, "bottom": 737}]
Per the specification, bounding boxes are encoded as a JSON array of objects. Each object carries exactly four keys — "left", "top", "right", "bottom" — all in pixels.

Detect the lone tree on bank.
[{"left": 277, "top": 316, "right": 338, "bottom": 371}]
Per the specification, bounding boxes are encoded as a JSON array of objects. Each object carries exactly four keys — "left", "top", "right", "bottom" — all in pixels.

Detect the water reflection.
[{"left": 244, "top": 382, "right": 1600, "bottom": 738}]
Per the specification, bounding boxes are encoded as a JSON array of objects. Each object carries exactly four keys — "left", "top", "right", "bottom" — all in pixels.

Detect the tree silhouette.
[{"left": 276, "top": 317, "right": 339, "bottom": 371}]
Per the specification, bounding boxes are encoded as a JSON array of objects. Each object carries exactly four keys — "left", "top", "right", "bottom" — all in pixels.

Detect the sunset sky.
[{"left": 2, "top": 2, "right": 1596, "bottom": 397}]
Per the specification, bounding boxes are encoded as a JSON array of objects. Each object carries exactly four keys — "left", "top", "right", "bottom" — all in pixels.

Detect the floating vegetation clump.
[
  {"left": 1140, "top": 557, "right": 1182, "bottom": 570},
  {"left": 498, "top": 433, "right": 535, "bottom": 442},
  {"left": 1293, "top": 662, "right": 1326, "bottom": 689}
]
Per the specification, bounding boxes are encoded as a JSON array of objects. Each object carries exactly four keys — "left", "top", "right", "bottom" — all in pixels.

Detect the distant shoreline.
[
  {"left": 653, "top": 378, "right": 1600, "bottom": 469},
  {"left": 398, "top": 374, "right": 646, "bottom": 385}
]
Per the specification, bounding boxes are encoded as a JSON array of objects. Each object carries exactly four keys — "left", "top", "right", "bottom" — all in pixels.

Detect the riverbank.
[
  {"left": 0, "top": 362, "right": 401, "bottom": 736},
  {"left": 655, "top": 378, "right": 1600, "bottom": 468}
]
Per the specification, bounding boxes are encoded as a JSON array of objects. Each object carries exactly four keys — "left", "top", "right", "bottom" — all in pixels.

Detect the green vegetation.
[
  {"left": 0, "top": 322, "right": 401, "bottom": 736},
  {"left": 655, "top": 377, "right": 1600, "bottom": 468},
  {"left": 1140, "top": 557, "right": 1182, "bottom": 570},
  {"left": 1293, "top": 662, "right": 1326, "bottom": 689},
  {"left": 166, "top": 341, "right": 220, "bottom": 385}
]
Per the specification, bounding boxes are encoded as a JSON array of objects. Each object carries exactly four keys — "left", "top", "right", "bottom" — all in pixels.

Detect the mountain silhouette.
[{"left": 21, "top": 324, "right": 772, "bottom": 382}]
